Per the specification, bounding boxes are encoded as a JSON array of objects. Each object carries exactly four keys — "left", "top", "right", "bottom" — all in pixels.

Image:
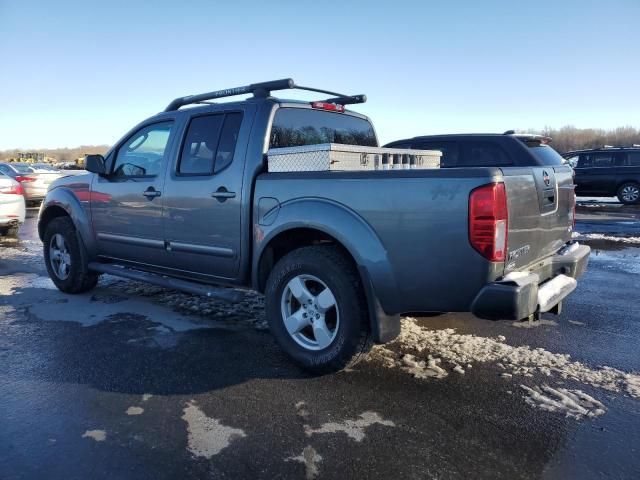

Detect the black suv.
[
  {"left": 384, "top": 132, "right": 565, "bottom": 168},
  {"left": 563, "top": 148, "right": 640, "bottom": 204}
]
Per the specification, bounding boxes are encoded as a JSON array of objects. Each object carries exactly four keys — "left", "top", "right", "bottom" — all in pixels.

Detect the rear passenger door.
[
  {"left": 161, "top": 108, "right": 250, "bottom": 281},
  {"left": 618, "top": 151, "right": 640, "bottom": 183},
  {"left": 574, "top": 152, "right": 616, "bottom": 195}
]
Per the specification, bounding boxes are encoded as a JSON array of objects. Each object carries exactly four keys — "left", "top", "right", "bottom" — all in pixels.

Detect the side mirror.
[{"left": 85, "top": 154, "right": 107, "bottom": 175}]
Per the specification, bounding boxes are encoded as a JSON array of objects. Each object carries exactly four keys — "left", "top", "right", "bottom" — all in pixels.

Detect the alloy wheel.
[
  {"left": 49, "top": 233, "right": 71, "bottom": 280},
  {"left": 621, "top": 185, "right": 639, "bottom": 203},
  {"left": 280, "top": 274, "right": 339, "bottom": 351}
]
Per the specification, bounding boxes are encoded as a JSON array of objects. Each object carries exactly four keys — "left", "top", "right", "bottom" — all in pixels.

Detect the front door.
[
  {"left": 573, "top": 152, "right": 616, "bottom": 195},
  {"left": 91, "top": 120, "right": 176, "bottom": 267},
  {"left": 162, "top": 108, "right": 250, "bottom": 280}
]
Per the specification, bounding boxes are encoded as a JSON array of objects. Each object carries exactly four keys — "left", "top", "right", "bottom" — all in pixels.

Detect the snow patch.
[
  {"left": 181, "top": 401, "right": 246, "bottom": 458},
  {"left": 373, "top": 318, "right": 640, "bottom": 398},
  {"left": 142, "top": 393, "right": 153, "bottom": 402},
  {"left": 574, "top": 233, "right": 640, "bottom": 245},
  {"left": 511, "top": 319, "right": 558, "bottom": 329},
  {"left": 286, "top": 445, "right": 322, "bottom": 480},
  {"left": 304, "top": 411, "right": 395, "bottom": 442},
  {"left": 82, "top": 429, "right": 106, "bottom": 442},
  {"left": 502, "top": 271, "right": 533, "bottom": 281},
  {"left": 126, "top": 406, "right": 144, "bottom": 415},
  {"left": 401, "top": 354, "right": 448, "bottom": 379},
  {"left": 521, "top": 385, "right": 606, "bottom": 419},
  {"left": 295, "top": 401, "right": 310, "bottom": 420}
]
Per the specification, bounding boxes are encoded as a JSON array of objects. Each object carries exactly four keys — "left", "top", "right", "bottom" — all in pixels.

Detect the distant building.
[{"left": 17, "top": 152, "right": 46, "bottom": 162}]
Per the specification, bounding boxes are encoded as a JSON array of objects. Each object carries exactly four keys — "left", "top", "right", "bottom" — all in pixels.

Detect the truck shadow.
[{"left": 2, "top": 283, "right": 309, "bottom": 397}]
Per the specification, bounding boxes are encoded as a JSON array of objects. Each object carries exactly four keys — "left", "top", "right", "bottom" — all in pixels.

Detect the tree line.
[
  {"left": 0, "top": 145, "right": 109, "bottom": 163},
  {"left": 531, "top": 126, "right": 640, "bottom": 154},
  {"left": 1, "top": 126, "right": 639, "bottom": 161}
]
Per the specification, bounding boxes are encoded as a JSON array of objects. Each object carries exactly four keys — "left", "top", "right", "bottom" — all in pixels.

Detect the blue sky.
[{"left": 1, "top": 0, "right": 638, "bottom": 149}]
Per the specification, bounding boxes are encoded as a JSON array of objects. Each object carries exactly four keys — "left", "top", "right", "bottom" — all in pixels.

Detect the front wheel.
[
  {"left": 43, "top": 217, "right": 99, "bottom": 293},
  {"left": 617, "top": 182, "right": 640, "bottom": 205},
  {"left": 265, "top": 245, "right": 372, "bottom": 373}
]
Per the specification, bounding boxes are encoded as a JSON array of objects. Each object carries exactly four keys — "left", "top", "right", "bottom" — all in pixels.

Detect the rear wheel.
[
  {"left": 265, "top": 245, "right": 372, "bottom": 373},
  {"left": 43, "top": 217, "right": 99, "bottom": 293},
  {"left": 617, "top": 182, "right": 640, "bottom": 205}
]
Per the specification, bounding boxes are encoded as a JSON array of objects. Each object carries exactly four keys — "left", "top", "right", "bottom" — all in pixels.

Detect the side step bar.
[{"left": 88, "top": 262, "right": 245, "bottom": 303}]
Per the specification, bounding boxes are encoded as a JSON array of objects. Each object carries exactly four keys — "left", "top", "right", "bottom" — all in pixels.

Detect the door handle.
[
  {"left": 143, "top": 187, "right": 161, "bottom": 199},
  {"left": 211, "top": 187, "right": 236, "bottom": 202}
]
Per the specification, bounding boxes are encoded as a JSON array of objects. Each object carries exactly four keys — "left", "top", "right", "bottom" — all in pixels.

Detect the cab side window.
[
  {"left": 591, "top": 153, "right": 614, "bottom": 168},
  {"left": 576, "top": 155, "right": 592, "bottom": 168},
  {"left": 178, "top": 112, "right": 243, "bottom": 175},
  {"left": 112, "top": 122, "right": 173, "bottom": 178},
  {"left": 463, "top": 142, "right": 512, "bottom": 167},
  {"left": 625, "top": 152, "right": 640, "bottom": 166},
  {"left": 415, "top": 141, "right": 460, "bottom": 167}
]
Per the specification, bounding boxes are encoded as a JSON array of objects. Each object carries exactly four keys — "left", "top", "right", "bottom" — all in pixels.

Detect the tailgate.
[{"left": 501, "top": 165, "right": 574, "bottom": 274}]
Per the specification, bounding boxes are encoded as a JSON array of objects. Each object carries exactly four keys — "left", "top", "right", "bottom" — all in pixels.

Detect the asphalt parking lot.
[{"left": 1, "top": 202, "right": 639, "bottom": 480}]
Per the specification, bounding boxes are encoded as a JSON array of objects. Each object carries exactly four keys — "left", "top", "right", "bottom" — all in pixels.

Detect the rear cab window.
[
  {"left": 269, "top": 107, "right": 377, "bottom": 148},
  {"left": 517, "top": 138, "right": 564, "bottom": 166}
]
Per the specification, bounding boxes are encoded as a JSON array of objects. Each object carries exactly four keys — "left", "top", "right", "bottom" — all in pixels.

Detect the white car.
[{"left": 0, "top": 172, "right": 26, "bottom": 237}]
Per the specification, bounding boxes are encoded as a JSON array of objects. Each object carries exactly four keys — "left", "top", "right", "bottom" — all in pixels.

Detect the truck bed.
[{"left": 254, "top": 165, "right": 574, "bottom": 315}]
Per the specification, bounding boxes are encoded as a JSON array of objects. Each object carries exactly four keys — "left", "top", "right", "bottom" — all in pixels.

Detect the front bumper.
[{"left": 471, "top": 242, "right": 590, "bottom": 321}]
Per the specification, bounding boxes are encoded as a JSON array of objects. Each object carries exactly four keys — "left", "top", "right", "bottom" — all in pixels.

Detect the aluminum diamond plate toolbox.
[{"left": 267, "top": 143, "right": 441, "bottom": 172}]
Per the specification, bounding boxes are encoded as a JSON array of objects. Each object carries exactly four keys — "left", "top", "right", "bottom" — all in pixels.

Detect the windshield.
[
  {"left": 269, "top": 107, "right": 377, "bottom": 148},
  {"left": 11, "top": 163, "right": 35, "bottom": 173},
  {"left": 32, "top": 164, "right": 58, "bottom": 171}
]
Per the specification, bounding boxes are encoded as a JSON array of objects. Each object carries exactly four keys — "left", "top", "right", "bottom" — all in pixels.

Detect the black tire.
[
  {"left": 617, "top": 182, "right": 640, "bottom": 205},
  {"left": 265, "top": 245, "right": 372, "bottom": 374},
  {"left": 43, "top": 216, "right": 99, "bottom": 293}
]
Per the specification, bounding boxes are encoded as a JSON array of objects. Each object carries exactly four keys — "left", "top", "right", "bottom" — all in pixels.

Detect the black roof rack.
[{"left": 164, "top": 78, "right": 366, "bottom": 112}]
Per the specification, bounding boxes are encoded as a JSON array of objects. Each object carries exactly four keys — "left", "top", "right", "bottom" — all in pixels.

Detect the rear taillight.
[
  {"left": 469, "top": 182, "right": 508, "bottom": 262},
  {"left": 15, "top": 175, "right": 36, "bottom": 183},
  {"left": 310, "top": 101, "right": 345, "bottom": 113},
  {"left": 0, "top": 183, "right": 24, "bottom": 195}
]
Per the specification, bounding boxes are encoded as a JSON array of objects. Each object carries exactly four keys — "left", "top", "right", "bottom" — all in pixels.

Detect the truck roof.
[
  {"left": 146, "top": 79, "right": 372, "bottom": 124},
  {"left": 154, "top": 96, "right": 370, "bottom": 121},
  {"left": 385, "top": 132, "right": 551, "bottom": 146},
  {"left": 563, "top": 146, "right": 640, "bottom": 156},
  {"left": 163, "top": 78, "right": 366, "bottom": 112}
]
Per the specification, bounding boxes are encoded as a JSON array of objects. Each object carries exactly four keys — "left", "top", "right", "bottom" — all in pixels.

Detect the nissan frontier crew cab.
[{"left": 38, "top": 79, "right": 590, "bottom": 372}]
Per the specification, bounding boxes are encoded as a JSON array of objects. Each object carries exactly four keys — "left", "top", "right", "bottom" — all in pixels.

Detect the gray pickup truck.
[{"left": 38, "top": 79, "right": 590, "bottom": 372}]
